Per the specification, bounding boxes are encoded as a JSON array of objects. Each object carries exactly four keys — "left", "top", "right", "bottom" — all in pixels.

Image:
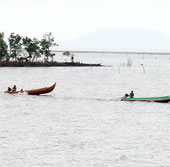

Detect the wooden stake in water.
[
  {"left": 141, "top": 64, "right": 145, "bottom": 74},
  {"left": 118, "top": 65, "right": 120, "bottom": 74}
]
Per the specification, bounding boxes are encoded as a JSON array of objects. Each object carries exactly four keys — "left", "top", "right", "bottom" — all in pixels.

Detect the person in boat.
[
  {"left": 7, "top": 87, "right": 12, "bottom": 92},
  {"left": 71, "top": 55, "right": 74, "bottom": 63},
  {"left": 121, "top": 93, "right": 129, "bottom": 100},
  {"left": 129, "top": 91, "right": 134, "bottom": 98},
  {"left": 12, "top": 85, "right": 17, "bottom": 92}
]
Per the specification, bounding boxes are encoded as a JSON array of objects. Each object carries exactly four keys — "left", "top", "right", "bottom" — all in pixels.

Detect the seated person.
[
  {"left": 129, "top": 91, "right": 134, "bottom": 98},
  {"left": 12, "top": 85, "right": 17, "bottom": 92},
  {"left": 7, "top": 87, "right": 12, "bottom": 92}
]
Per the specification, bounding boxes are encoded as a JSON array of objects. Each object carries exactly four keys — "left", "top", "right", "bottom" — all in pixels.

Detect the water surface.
[{"left": 0, "top": 56, "right": 170, "bottom": 166}]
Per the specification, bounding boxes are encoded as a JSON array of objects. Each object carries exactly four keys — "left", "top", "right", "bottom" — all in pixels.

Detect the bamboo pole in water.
[{"left": 141, "top": 64, "right": 145, "bottom": 74}]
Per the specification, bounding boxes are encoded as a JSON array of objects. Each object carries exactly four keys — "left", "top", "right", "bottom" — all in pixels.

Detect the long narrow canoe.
[
  {"left": 4, "top": 83, "right": 56, "bottom": 95},
  {"left": 121, "top": 95, "right": 170, "bottom": 103}
]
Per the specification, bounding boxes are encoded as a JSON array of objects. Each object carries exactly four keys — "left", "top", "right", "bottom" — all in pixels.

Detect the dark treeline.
[{"left": 0, "top": 32, "right": 57, "bottom": 62}]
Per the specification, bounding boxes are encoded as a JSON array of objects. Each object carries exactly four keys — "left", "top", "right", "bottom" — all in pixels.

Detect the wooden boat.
[
  {"left": 4, "top": 83, "right": 56, "bottom": 95},
  {"left": 121, "top": 95, "right": 170, "bottom": 103}
]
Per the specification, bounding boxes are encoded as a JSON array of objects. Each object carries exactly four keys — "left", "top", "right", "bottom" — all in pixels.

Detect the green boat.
[{"left": 121, "top": 95, "right": 170, "bottom": 103}]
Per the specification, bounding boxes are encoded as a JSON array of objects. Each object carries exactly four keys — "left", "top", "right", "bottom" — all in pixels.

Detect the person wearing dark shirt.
[
  {"left": 12, "top": 85, "right": 17, "bottom": 92},
  {"left": 8, "top": 87, "right": 11, "bottom": 92},
  {"left": 129, "top": 91, "right": 134, "bottom": 98}
]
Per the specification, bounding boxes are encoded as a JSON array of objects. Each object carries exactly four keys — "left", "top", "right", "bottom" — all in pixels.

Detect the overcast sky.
[{"left": 1, "top": 0, "right": 170, "bottom": 41}]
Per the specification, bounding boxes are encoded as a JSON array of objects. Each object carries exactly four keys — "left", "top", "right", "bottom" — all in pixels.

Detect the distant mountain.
[{"left": 59, "top": 29, "right": 170, "bottom": 49}]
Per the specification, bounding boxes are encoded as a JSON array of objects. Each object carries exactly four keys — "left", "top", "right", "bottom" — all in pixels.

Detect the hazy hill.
[{"left": 59, "top": 29, "right": 170, "bottom": 49}]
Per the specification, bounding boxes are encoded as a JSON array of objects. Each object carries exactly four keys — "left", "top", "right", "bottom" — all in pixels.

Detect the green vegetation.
[
  {"left": 63, "top": 51, "right": 74, "bottom": 63},
  {"left": 40, "top": 32, "right": 57, "bottom": 62},
  {"left": 0, "top": 32, "right": 101, "bottom": 67},
  {"left": 0, "top": 32, "right": 57, "bottom": 63},
  {"left": 0, "top": 32, "right": 8, "bottom": 61}
]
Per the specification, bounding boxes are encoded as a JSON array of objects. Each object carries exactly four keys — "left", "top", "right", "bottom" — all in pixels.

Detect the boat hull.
[
  {"left": 4, "top": 83, "right": 56, "bottom": 95},
  {"left": 121, "top": 96, "right": 170, "bottom": 103}
]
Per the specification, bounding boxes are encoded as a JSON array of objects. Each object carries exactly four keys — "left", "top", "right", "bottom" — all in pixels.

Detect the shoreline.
[{"left": 0, "top": 61, "right": 102, "bottom": 67}]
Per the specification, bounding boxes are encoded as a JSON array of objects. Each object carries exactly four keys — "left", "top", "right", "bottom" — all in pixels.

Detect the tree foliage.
[
  {"left": 63, "top": 51, "right": 70, "bottom": 56},
  {"left": 0, "top": 32, "right": 8, "bottom": 61},
  {"left": 40, "top": 32, "right": 57, "bottom": 62},
  {"left": 63, "top": 51, "right": 74, "bottom": 63},
  {"left": 22, "top": 37, "right": 40, "bottom": 62},
  {"left": 0, "top": 32, "right": 57, "bottom": 62},
  {"left": 8, "top": 33, "right": 22, "bottom": 61}
]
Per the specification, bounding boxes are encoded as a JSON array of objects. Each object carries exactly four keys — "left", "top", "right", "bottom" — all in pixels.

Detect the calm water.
[{"left": 1, "top": 55, "right": 170, "bottom": 167}]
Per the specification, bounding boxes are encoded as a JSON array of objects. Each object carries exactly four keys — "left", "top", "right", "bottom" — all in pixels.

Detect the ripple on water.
[{"left": 0, "top": 66, "right": 170, "bottom": 166}]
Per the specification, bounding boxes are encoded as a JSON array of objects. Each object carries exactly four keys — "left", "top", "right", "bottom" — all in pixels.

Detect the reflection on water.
[{"left": 1, "top": 55, "right": 170, "bottom": 166}]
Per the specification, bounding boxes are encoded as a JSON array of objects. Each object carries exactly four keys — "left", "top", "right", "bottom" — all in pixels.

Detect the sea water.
[{"left": 0, "top": 54, "right": 170, "bottom": 167}]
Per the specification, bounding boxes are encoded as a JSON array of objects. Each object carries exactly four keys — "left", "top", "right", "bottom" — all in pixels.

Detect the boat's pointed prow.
[
  {"left": 53, "top": 82, "right": 56, "bottom": 87},
  {"left": 50, "top": 83, "right": 56, "bottom": 92},
  {"left": 26, "top": 83, "right": 56, "bottom": 95}
]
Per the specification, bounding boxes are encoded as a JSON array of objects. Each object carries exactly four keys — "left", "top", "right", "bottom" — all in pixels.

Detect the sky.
[{"left": 1, "top": 0, "right": 170, "bottom": 42}]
